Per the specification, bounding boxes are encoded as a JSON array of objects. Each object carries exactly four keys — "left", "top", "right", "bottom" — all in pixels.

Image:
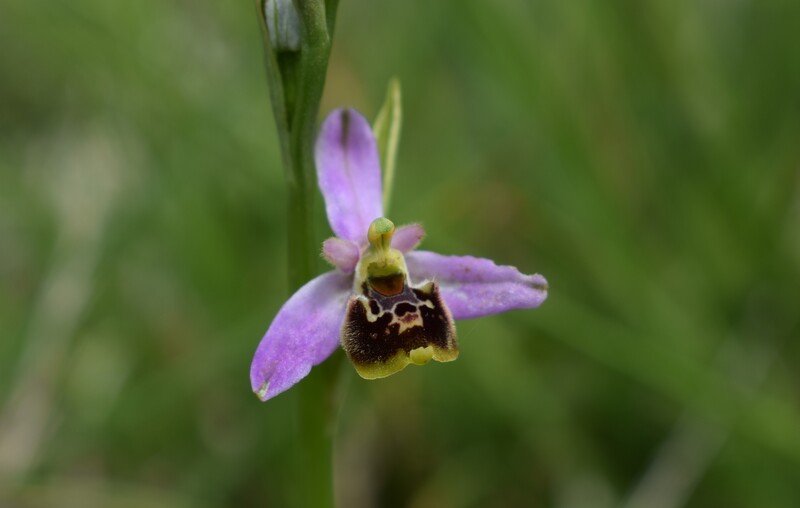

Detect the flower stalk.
[
  {"left": 256, "top": 1, "right": 340, "bottom": 506},
  {"left": 254, "top": 5, "right": 548, "bottom": 507}
]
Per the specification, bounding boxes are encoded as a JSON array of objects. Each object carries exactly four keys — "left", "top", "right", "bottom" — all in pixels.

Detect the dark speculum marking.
[
  {"left": 341, "top": 279, "right": 458, "bottom": 379},
  {"left": 394, "top": 302, "right": 415, "bottom": 316}
]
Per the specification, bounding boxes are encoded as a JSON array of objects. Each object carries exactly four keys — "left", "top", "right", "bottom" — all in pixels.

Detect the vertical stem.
[
  {"left": 257, "top": 1, "right": 340, "bottom": 506},
  {"left": 295, "top": 352, "right": 342, "bottom": 507},
  {"left": 285, "top": 0, "right": 330, "bottom": 289},
  {"left": 286, "top": 69, "right": 334, "bottom": 505},
  {"left": 285, "top": 167, "right": 316, "bottom": 289}
]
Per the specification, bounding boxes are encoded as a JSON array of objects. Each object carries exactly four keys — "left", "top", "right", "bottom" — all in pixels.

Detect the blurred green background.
[{"left": 2, "top": 0, "right": 799, "bottom": 506}]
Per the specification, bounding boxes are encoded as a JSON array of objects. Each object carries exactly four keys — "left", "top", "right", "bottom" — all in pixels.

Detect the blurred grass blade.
[{"left": 373, "top": 78, "right": 402, "bottom": 212}]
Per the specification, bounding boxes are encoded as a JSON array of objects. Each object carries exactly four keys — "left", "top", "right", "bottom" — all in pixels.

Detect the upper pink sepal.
[{"left": 315, "top": 108, "right": 384, "bottom": 243}]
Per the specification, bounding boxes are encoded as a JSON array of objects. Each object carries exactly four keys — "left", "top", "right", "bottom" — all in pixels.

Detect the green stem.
[
  {"left": 285, "top": 0, "right": 331, "bottom": 288},
  {"left": 256, "top": 1, "right": 341, "bottom": 506},
  {"left": 295, "top": 352, "right": 343, "bottom": 507}
]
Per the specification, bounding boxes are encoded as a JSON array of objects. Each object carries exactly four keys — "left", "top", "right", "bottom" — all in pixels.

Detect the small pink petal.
[
  {"left": 392, "top": 223, "right": 426, "bottom": 253},
  {"left": 405, "top": 250, "right": 547, "bottom": 320},
  {"left": 322, "top": 237, "right": 360, "bottom": 273}
]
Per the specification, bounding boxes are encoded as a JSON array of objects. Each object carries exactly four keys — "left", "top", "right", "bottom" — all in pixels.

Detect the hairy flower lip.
[{"left": 250, "top": 108, "right": 547, "bottom": 401}]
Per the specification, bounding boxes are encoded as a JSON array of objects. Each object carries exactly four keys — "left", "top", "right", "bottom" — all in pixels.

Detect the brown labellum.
[{"left": 341, "top": 279, "right": 458, "bottom": 379}]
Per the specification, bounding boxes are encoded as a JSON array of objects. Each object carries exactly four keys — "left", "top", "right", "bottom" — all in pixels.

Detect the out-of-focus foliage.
[{"left": 1, "top": 1, "right": 799, "bottom": 507}]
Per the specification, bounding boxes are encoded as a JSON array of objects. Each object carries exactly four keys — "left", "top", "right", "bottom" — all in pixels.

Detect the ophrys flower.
[{"left": 250, "top": 108, "right": 548, "bottom": 401}]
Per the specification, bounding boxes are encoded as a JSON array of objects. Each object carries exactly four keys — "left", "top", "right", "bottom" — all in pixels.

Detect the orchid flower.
[{"left": 250, "top": 108, "right": 548, "bottom": 401}]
